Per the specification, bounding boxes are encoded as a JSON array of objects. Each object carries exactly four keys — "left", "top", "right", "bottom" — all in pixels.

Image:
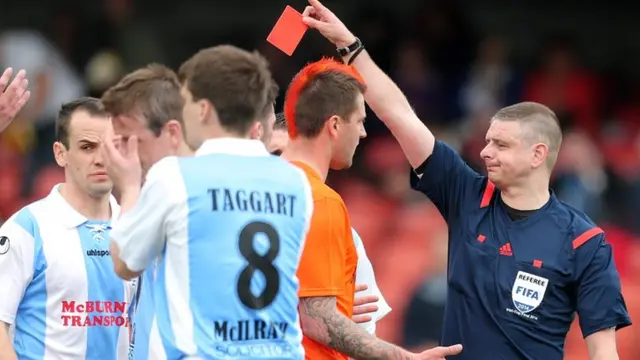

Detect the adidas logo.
[{"left": 499, "top": 243, "right": 513, "bottom": 256}]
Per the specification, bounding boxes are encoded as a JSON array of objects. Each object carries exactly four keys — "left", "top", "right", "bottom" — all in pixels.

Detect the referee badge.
[
  {"left": 511, "top": 271, "right": 548, "bottom": 314},
  {"left": 0, "top": 236, "right": 9, "bottom": 255}
]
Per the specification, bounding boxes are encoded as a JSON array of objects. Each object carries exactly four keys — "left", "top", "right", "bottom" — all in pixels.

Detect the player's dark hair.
[
  {"left": 284, "top": 58, "right": 366, "bottom": 139},
  {"left": 178, "top": 45, "right": 274, "bottom": 135},
  {"left": 274, "top": 112, "right": 287, "bottom": 131},
  {"left": 101, "top": 63, "right": 185, "bottom": 136},
  {"left": 55, "top": 97, "right": 107, "bottom": 148}
]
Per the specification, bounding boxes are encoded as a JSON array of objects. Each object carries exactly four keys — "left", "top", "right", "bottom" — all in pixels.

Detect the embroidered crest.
[{"left": 511, "top": 271, "right": 548, "bottom": 314}]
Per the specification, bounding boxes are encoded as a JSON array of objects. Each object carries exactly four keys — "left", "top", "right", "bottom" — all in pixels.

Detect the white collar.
[
  {"left": 195, "top": 138, "right": 269, "bottom": 157},
  {"left": 47, "top": 184, "right": 120, "bottom": 228}
]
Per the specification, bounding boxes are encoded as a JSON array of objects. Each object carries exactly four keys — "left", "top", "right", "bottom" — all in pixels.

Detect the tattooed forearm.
[{"left": 299, "top": 296, "right": 413, "bottom": 360}]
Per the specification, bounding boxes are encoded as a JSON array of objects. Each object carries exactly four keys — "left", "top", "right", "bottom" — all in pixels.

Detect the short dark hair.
[
  {"left": 178, "top": 45, "right": 273, "bottom": 135},
  {"left": 274, "top": 112, "right": 287, "bottom": 131},
  {"left": 284, "top": 58, "right": 366, "bottom": 139},
  {"left": 55, "top": 97, "right": 107, "bottom": 148},
  {"left": 492, "top": 101, "right": 563, "bottom": 167},
  {"left": 101, "top": 64, "right": 184, "bottom": 136}
]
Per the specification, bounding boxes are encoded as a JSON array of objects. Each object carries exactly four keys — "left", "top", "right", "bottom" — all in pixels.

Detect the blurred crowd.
[{"left": 1, "top": 0, "right": 639, "bottom": 358}]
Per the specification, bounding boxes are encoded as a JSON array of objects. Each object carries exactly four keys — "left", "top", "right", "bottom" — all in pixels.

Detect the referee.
[{"left": 301, "top": 0, "right": 631, "bottom": 359}]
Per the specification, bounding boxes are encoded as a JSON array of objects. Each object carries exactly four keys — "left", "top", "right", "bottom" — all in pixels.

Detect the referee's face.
[
  {"left": 57, "top": 111, "right": 113, "bottom": 197},
  {"left": 481, "top": 120, "right": 532, "bottom": 187}
]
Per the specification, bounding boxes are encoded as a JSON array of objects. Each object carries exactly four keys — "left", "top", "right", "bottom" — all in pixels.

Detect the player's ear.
[
  {"left": 164, "top": 120, "right": 184, "bottom": 149},
  {"left": 250, "top": 122, "right": 264, "bottom": 140},
  {"left": 200, "top": 99, "right": 218, "bottom": 126},
  {"left": 531, "top": 143, "right": 548, "bottom": 169},
  {"left": 53, "top": 141, "right": 67, "bottom": 167},
  {"left": 327, "top": 115, "right": 340, "bottom": 138}
]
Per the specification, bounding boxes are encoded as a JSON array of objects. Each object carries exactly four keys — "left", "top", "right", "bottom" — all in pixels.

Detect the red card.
[{"left": 267, "top": 6, "right": 308, "bottom": 56}]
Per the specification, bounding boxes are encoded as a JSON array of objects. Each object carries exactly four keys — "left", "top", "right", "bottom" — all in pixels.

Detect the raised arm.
[
  {"left": 0, "top": 68, "right": 31, "bottom": 134},
  {"left": 301, "top": 0, "right": 433, "bottom": 169},
  {"left": 301, "top": 0, "right": 487, "bottom": 223},
  {"left": 109, "top": 157, "right": 177, "bottom": 280}
]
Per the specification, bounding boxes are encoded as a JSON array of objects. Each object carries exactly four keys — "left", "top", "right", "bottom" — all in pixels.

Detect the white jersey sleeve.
[
  {"left": 352, "top": 228, "right": 392, "bottom": 335},
  {"left": 111, "top": 157, "right": 179, "bottom": 273},
  {"left": 0, "top": 211, "right": 37, "bottom": 325}
]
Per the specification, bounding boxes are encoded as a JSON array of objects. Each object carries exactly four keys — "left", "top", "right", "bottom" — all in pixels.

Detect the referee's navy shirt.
[{"left": 410, "top": 141, "right": 631, "bottom": 360}]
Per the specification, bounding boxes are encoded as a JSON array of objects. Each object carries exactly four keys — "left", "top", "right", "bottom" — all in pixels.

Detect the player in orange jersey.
[{"left": 282, "top": 58, "right": 462, "bottom": 360}]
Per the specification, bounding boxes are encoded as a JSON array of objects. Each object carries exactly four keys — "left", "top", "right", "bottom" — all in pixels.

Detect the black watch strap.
[{"left": 337, "top": 38, "right": 362, "bottom": 57}]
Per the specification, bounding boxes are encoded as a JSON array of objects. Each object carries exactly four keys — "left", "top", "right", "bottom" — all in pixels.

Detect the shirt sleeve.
[
  {"left": 0, "top": 210, "right": 38, "bottom": 325},
  {"left": 111, "top": 157, "right": 179, "bottom": 273},
  {"left": 297, "top": 197, "right": 349, "bottom": 297},
  {"left": 575, "top": 233, "right": 631, "bottom": 338},
  {"left": 409, "top": 140, "right": 486, "bottom": 223}
]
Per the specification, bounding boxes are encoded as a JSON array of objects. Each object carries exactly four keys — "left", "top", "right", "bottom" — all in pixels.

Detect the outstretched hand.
[
  {"left": 0, "top": 68, "right": 31, "bottom": 134},
  {"left": 301, "top": 0, "right": 357, "bottom": 48},
  {"left": 415, "top": 344, "right": 463, "bottom": 360}
]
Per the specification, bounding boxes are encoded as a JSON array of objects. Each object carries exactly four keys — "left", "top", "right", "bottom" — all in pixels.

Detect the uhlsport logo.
[
  {"left": 511, "top": 271, "right": 548, "bottom": 314},
  {"left": 0, "top": 236, "right": 9, "bottom": 255}
]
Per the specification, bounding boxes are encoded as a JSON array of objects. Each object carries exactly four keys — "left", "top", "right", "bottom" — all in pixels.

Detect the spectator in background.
[
  {"left": 523, "top": 36, "right": 601, "bottom": 137},
  {"left": 391, "top": 40, "right": 444, "bottom": 126},
  {"left": 459, "top": 35, "right": 521, "bottom": 121},
  {"left": 552, "top": 131, "right": 607, "bottom": 222}
]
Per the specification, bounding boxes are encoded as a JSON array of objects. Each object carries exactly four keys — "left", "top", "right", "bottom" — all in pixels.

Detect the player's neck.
[
  {"left": 202, "top": 123, "right": 251, "bottom": 141},
  {"left": 177, "top": 142, "right": 194, "bottom": 156},
  {"left": 500, "top": 179, "right": 550, "bottom": 211},
  {"left": 59, "top": 183, "right": 111, "bottom": 221},
  {"left": 281, "top": 139, "right": 331, "bottom": 182}
]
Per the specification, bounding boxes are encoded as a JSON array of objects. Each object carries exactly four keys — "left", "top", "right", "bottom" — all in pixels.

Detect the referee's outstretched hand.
[
  {"left": 102, "top": 122, "right": 142, "bottom": 192},
  {"left": 301, "top": 0, "right": 357, "bottom": 49},
  {"left": 0, "top": 68, "right": 30, "bottom": 134},
  {"left": 415, "top": 344, "right": 463, "bottom": 359}
]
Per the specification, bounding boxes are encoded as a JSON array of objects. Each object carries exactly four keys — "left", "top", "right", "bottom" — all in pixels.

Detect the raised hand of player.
[
  {"left": 301, "top": 0, "right": 357, "bottom": 48},
  {"left": 102, "top": 121, "right": 142, "bottom": 193},
  {"left": 0, "top": 68, "right": 31, "bottom": 134},
  {"left": 414, "top": 344, "right": 463, "bottom": 360},
  {"left": 353, "top": 283, "right": 379, "bottom": 324}
]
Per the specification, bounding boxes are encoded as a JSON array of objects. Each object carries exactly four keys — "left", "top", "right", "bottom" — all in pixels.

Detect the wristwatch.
[{"left": 337, "top": 38, "right": 363, "bottom": 57}]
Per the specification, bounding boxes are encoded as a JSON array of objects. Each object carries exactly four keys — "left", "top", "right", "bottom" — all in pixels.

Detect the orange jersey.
[{"left": 292, "top": 161, "right": 358, "bottom": 360}]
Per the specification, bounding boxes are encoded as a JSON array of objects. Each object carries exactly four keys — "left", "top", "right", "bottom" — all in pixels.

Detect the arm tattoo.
[{"left": 299, "top": 296, "right": 412, "bottom": 360}]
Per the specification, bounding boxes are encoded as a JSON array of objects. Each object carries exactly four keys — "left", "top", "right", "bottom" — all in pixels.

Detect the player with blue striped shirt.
[
  {"left": 101, "top": 63, "right": 281, "bottom": 360},
  {"left": 0, "top": 97, "right": 134, "bottom": 360},
  {"left": 105, "top": 46, "right": 313, "bottom": 359}
]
